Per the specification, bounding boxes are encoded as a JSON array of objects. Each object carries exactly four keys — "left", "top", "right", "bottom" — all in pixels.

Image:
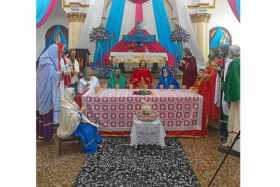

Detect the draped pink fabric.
[
  {"left": 103, "top": 27, "right": 176, "bottom": 67},
  {"left": 135, "top": 3, "right": 143, "bottom": 23},
  {"left": 228, "top": 0, "right": 240, "bottom": 22}
]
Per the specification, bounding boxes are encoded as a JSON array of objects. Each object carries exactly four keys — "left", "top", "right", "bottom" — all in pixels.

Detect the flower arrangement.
[
  {"left": 89, "top": 26, "right": 110, "bottom": 41},
  {"left": 171, "top": 24, "right": 191, "bottom": 43}
]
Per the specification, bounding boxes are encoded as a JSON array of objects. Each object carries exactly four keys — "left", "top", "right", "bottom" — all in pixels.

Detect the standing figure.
[
  {"left": 179, "top": 48, "right": 198, "bottom": 89},
  {"left": 206, "top": 56, "right": 220, "bottom": 122},
  {"left": 191, "top": 69, "right": 210, "bottom": 135},
  {"left": 156, "top": 66, "right": 180, "bottom": 89},
  {"left": 223, "top": 45, "right": 240, "bottom": 148},
  {"left": 107, "top": 66, "right": 127, "bottom": 89},
  {"left": 130, "top": 60, "right": 153, "bottom": 89},
  {"left": 69, "top": 49, "right": 80, "bottom": 93},
  {"left": 36, "top": 43, "right": 63, "bottom": 142}
]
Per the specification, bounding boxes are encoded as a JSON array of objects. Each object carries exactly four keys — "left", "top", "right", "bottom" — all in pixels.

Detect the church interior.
[{"left": 36, "top": 0, "right": 240, "bottom": 186}]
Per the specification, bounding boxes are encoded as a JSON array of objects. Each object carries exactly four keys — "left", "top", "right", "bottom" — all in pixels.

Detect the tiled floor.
[{"left": 37, "top": 129, "right": 240, "bottom": 187}]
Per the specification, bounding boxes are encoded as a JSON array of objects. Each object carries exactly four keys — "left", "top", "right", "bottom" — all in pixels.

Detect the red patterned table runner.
[{"left": 83, "top": 89, "right": 204, "bottom": 136}]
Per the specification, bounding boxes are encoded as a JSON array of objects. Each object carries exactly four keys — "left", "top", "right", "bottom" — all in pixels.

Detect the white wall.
[
  {"left": 36, "top": 0, "right": 68, "bottom": 58},
  {"left": 208, "top": 0, "right": 240, "bottom": 45}
]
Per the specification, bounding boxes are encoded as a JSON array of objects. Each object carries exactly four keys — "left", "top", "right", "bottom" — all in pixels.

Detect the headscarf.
[
  {"left": 156, "top": 66, "right": 180, "bottom": 89},
  {"left": 58, "top": 88, "right": 99, "bottom": 139},
  {"left": 229, "top": 45, "right": 240, "bottom": 58},
  {"left": 108, "top": 66, "right": 127, "bottom": 89}
]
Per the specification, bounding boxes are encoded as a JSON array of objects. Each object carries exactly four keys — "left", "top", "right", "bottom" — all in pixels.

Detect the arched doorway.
[{"left": 45, "top": 25, "right": 68, "bottom": 50}]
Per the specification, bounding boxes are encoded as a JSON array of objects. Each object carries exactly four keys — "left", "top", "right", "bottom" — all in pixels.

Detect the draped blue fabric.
[
  {"left": 93, "top": 0, "right": 126, "bottom": 66},
  {"left": 46, "top": 26, "right": 68, "bottom": 50},
  {"left": 236, "top": 0, "right": 240, "bottom": 19},
  {"left": 36, "top": 0, "right": 51, "bottom": 25},
  {"left": 152, "top": 0, "right": 182, "bottom": 62},
  {"left": 73, "top": 123, "right": 102, "bottom": 154},
  {"left": 210, "top": 27, "right": 224, "bottom": 48},
  {"left": 156, "top": 66, "right": 180, "bottom": 89}
]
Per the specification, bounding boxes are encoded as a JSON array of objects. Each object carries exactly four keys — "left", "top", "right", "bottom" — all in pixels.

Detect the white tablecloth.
[{"left": 130, "top": 116, "right": 166, "bottom": 147}]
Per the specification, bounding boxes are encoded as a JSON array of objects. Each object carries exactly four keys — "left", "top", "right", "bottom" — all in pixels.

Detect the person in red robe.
[
  {"left": 129, "top": 60, "right": 153, "bottom": 89},
  {"left": 190, "top": 69, "right": 210, "bottom": 133},
  {"left": 205, "top": 58, "right": 220, "bottom": 121},
  {"left": 179, "top": 48, "right": 197, "bottom": 89}
]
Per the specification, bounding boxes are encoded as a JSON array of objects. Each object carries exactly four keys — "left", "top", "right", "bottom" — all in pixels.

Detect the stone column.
[
  {"left": 67, "top": 12, "right": 86, "bottom": 49},
  {"left": 191, "top": 13, "right": 211, "bottom": 63}
]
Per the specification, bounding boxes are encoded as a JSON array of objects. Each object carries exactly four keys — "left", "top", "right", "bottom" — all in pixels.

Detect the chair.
[{"left": 58, "top": 136, "right": 83, "bottom": 156}]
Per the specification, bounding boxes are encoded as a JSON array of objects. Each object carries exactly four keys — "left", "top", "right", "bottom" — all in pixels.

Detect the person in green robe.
[
  {"left": 107, "top": 66, "right": 127, "bottom": 89},
  {"left": 223, "top": 45, "right": 240, "bottom": 149}
]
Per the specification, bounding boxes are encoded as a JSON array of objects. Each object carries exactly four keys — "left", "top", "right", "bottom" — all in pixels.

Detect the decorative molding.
[
  {"left": 188, "top": 0, "right": 216, "bottom": 9},
  {"left": 62, "top": 0, "right": 90, "bottom": 8},
  {"left": 190, "top": 13, "right": 211, "bottom": 23},
  {"left": 67, "top": 12, "right": 87, "bottom": 22}
]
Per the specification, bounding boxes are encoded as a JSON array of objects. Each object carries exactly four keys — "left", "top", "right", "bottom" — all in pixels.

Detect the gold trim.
[
  {"left": 188, "top": 0, "right": 216, "bottom": 9},
  {"left": 191, "top": 13, "right": 211, "bottom": 23},
  {"left": 67, "top": 13, "right": 87, "bottom": 22},
  {"left": 62, "top": 0, "right": 90, "bottom": 8}
]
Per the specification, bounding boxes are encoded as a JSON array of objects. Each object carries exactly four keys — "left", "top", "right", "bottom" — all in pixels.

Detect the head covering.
[
  {"left": 156, "top": 66, "right": 180, "bottom": 89},
  {"left": 229, "top": 45, "right": 240, "bottom": 57},
  {"left": 63, "top": 87, "right": 75, "bottom": 104}
]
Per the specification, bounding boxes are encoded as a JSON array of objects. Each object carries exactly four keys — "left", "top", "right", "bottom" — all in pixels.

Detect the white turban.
[{"left": 229, "top": 45, "right": 240, "bottom": 57}]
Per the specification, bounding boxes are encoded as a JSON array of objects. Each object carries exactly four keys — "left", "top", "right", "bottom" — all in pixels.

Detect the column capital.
[
  {"left": 190, "top": 13, "right": 211, "bottom": 23},
  {"left": 67, "top": 12, "right": 86, "bottom": 22}
]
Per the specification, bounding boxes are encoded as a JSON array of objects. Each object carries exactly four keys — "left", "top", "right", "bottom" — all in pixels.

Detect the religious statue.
[
  {"left": 179, "top": 48, "right": 198, "bottom": 89},
  {"left": 129, "top": 60, "right": 153, "bottom": 89}
]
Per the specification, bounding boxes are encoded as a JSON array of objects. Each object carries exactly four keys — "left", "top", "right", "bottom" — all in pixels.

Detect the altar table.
[{"left": 83, "top": 89, "right": 207, "bottom": 137}]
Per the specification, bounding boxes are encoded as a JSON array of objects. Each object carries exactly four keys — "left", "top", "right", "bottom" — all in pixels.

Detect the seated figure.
[
  {"left": 78, "top": 66, "right": 100, "bottom": 94},
  {"left": 156, "top": 66, "right": 180, "bottom": 89},
  {"left": 107, "top": 66, "right": 127, "bottom": 89},
  {"left": 130, "top": 60, "right": 153, "bottom": 89},
  {"left": 57, "top": 88, "right": 102, "bottom": 154}
]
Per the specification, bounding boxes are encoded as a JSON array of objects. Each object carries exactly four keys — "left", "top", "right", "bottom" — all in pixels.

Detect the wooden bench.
[{"left": 58, "top": 136, "right": 83, "bottom": 156}]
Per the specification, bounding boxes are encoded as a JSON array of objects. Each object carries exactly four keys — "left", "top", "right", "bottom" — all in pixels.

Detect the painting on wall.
[
  {"left": 45, "top": 25, "right": 68, "bottom": 50},
  {"left": 209, "top": 26, "right": 232, "bottom": 49}
]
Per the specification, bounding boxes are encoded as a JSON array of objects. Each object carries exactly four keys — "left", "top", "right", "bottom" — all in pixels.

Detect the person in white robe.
[{"left": 78, "top": 66, "right": 100, "bottom": 94}]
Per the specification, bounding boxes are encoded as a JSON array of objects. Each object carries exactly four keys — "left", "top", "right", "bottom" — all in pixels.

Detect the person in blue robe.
[{"left": 156, "top": 66, "right": 180, "bottom": 89}]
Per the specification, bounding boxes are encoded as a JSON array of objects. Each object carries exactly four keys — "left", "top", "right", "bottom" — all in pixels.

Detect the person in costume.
[
  {"left": 179, "top": 48, "right": 198, "bottom": 89},
  {"left": 69, "top": 49, "right": 80, "bottom": 93},
  {"left": 129, "top": 60, "right": 153, "bottom": 89},
  {"left": 205, "top": 54, "right": 220, "bottom": 122},
  {"left": 107, "top": 66, "right": 127, "bottom": 89},
  {"left": 57, "top": 88, "right": 102, "bottom": 154},
  {"left": 222, "top": 45, "right": 240, "bottom": 148},
  {"left": 190, "top": 69, "right": 210, "bottom": 135},
  {"left": 156, "top": 66, "right": 180, "bottom": 89},
  {"left": 78, "top": 66, "right": 100, "bottom": 94},
  {"left": 36, "top": 43, "right": 64, "bottom": 142},
  {"left": 61, "top": 51, "right": 72, "bottom": 88}
]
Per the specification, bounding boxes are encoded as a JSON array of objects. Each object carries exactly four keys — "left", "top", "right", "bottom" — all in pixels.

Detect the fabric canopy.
[
  {"left": 228, "top": 0, "right": 240, "bottom": 22},
  {"left": 36, "top": 0, "right": 58, "bottom": 28}
]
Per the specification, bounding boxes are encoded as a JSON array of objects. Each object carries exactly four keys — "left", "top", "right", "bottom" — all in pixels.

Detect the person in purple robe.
[
  {"left": 179, "top": 48, "right": 198, "bottom": 89},
  {"left": 36, "top": 43, "right": 63, "bottom": 142}
]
